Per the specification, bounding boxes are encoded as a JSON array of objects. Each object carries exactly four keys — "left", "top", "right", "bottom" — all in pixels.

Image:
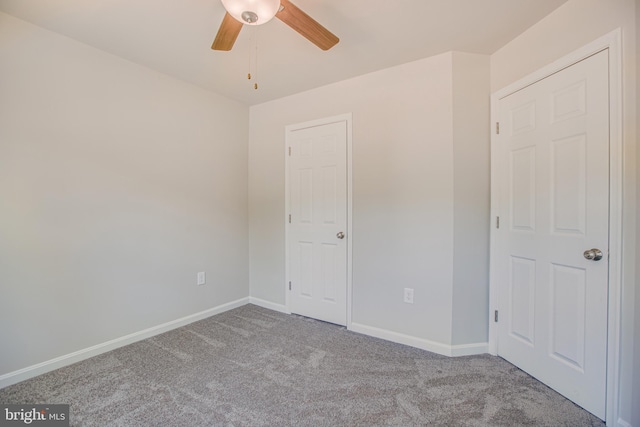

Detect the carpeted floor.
[{"left": 0, "top": 304, "right": 604, "bottom": 426}]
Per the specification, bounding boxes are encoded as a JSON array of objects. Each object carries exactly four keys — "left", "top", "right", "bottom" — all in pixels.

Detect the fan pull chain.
[
  {"left": 247, "top": 27, "right": 259, "bottom": 90},
  {"left": 253, "top": 43, "right": 259, "bottom": 90},
  {"left": 247, "top": 27, "right": 254, "bottom": 82}
]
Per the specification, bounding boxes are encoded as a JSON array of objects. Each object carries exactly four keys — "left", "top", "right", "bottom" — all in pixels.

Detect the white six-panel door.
[
  {"left": 287, "top": 120, "right": 348, "bottom": 326},
  {"left": 495, "top": 50, "right": 609, "bottom": 419}
]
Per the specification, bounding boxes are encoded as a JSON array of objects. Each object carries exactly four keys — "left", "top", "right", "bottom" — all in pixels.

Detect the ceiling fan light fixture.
[{"left": 221, "top": 0, "right": 281, "bottom": 25}]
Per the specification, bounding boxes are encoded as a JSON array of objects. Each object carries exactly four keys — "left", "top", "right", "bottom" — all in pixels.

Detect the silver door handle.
[
  {"left": 583, "top": 248, "right": 603, "bottom": 261},
  {"left": 336, "top": 232, "right": 345, "bottom": 239}
]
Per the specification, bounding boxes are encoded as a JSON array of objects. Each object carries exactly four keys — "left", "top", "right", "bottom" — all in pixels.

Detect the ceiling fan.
[{"left": 211, "top": 0, "right": 339, "bottom": 51}]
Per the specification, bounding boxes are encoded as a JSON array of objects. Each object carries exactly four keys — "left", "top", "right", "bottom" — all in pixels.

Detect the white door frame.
[
  {"left": 489, "top": 29, "right": 622, "bottom": 425},
  {"left": 284, "top": 113, "right": 353, "bottom": 328}
]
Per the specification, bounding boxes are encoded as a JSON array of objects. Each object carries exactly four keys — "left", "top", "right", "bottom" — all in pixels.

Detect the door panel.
[
  {"left": 496, "top": 50, "right": 609, "bottom": 419},
  {"left": 549, "top": 263, "right": 586, "bottom": 370},
  {"left": 509, "top": 256, "right": 536, "bottom": 345},
  {"left": 510, "top": 147, "right": 536, "bottom": 231},
  {"left": 551, "top": 135, "right": 586, "bottom": 234},
  {"left": 288, "top": 120, "right": 347, "bottom": 325}
]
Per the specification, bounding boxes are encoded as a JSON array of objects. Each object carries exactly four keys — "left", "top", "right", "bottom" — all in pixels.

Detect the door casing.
[
  {"left": 284, "top": 113, "right": 353, "bottom": 328},
  {"left": 489, "top": 29, "right": 623, "bottom": 426}
]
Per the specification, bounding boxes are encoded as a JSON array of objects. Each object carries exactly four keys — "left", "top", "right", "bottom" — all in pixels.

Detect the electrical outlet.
[
  {"left": 403, "top": 288, "right": 414, "bottom": 304},
  {"left": 197, "top": 272, "right": 206, "bottom": 286}
]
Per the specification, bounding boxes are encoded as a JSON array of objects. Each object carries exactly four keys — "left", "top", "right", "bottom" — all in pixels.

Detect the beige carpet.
[{"left": 0, "top": 304, "right": 605, "bottom": 426}]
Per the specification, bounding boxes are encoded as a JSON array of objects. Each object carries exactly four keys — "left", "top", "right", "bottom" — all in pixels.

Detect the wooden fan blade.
[
  {"left": 211, "top": 12, "right": 243, "bottom": 51},
  {"left": 276, "top": 0, "right": 339, "bottom": 51}
]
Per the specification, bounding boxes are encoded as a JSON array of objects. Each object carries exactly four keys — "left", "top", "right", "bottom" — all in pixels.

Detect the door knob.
[
  {"left": 583, "top": 248, "right": 603, "bottom": 261},
  {"left": 336, "top": 232, "right": 345, "bottom": 239}
]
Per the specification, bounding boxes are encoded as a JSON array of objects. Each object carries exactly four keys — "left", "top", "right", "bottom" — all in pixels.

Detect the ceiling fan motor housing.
[{"left": 221, "top": 0, "right": 280, "bottom": 25}]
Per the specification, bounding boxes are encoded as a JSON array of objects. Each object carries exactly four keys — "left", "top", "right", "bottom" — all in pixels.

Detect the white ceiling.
[{"left": 0, "top": 0, "right": 568, "bottom": 105}]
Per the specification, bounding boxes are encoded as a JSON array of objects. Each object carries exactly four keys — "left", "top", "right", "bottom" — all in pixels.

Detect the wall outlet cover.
[
  {"left": 403, "top": 287, "right": 414, "bottom": 304},
  {"left": 197, "top": 272, "right": 206, "bottom": 286}
]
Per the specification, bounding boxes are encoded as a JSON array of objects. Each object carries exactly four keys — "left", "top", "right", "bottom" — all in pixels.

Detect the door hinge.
[
  {"left": 288, "top": 214, "right": 291, "bottom": 224},
  {"left": 289, "top": 281, "right": 291, "bottom": 291},
  {"left": 494, "top": 310, "right": 499, "bottom": 322},
  {"left": 496, "top": 216, "right": 500, "bottom": 229},
  {"left": 288, "top": 147, "right": 291, "bottom": 156},
  {"left": 496, "top": 122, "right": 500, "bottom": 135}
]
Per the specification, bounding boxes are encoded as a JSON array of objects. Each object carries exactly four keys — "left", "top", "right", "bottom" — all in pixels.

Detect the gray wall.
[
  {"left": 249, "top": 52, "right": 491, "bottom": 350},
  {"left": 451, "top": 52, "right": 491, "bottom": 346},
  {"left": 0, "top": 13, "right": 250, "bottom": 377},
  {"left": 250, "top": 54, "right": 455, "bottom": 345}
]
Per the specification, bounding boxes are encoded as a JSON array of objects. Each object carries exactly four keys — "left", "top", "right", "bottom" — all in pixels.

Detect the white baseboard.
[
  {"left": 616, "top": 418, "right": 632, "bottom": 427},
  {"left": 248, "top": 297, "right": 290, "bottom": 314},
  {"left": 349, "top": 322, "right": 487, "bottom": 357},
  {"left": 0, "top": 297, "right": 250, "bottom": 390},
  {"left": 450, "top": 342, "right": 489, "bottom": 357}
]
